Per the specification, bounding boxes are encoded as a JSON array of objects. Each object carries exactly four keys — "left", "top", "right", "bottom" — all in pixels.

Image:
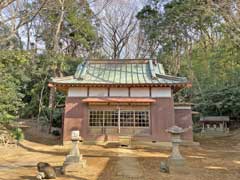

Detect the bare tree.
[
  {"left": 94, "top": 1, "right": 140, "bottom": 59},
  {"left": 131, "top": 26, "right": 160, "bottom": 58},
  {"left": 0, "top": 0, "right": 47, "bottom": 48},
  {"left": 0, "top": 0, "right": 16, "bottom": 10},
  {"left": 53, "top": 0, "right": 65, "bottom": 53}
]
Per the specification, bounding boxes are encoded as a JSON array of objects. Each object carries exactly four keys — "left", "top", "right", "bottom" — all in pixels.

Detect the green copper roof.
[{"left": 51, "top": 59, "right": 188, "bottom": 85}]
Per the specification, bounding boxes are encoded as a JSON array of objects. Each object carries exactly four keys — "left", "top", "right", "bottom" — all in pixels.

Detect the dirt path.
[{"left": 114, "top": 148, "right": 143, "bottom": 180}]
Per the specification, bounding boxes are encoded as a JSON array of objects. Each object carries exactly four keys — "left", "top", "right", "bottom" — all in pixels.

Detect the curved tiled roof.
[
  {"left": 50, "top": 60, "right": 190, "bottom": 94},
  {"left": 51, "top": 59, "right": 189, "bottom": 87}
]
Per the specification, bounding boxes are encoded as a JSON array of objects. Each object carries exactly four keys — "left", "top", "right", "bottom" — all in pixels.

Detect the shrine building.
[{"left": 49, "top": 59, "right": 193, "bottom": 144}]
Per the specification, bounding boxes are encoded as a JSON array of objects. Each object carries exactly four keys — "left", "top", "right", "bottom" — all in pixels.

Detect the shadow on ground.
[
  {"left": 20, "top": 175, "right": 89, "bottom": 180},
  {"left": 20, "top": 120, "right": 62, "bottom": 146},
  {"left": 18, "top": 143, "right": 66, "bottom": 156},
  {"left": 19, "top": 176, "right": 36, "bottom": 180}
]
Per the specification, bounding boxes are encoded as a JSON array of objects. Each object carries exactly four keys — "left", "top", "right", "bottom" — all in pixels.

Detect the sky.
[{"left": 90, "top": 0, "right": 146, "bottom": 16}]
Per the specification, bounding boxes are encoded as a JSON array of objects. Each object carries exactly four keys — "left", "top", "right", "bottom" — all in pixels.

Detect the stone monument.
[
  {"left": 166, "top": 125, "right": 188, "bottom": 166},
  {"left": 62, "top": 130, "right": 86, "bottom": 174}
]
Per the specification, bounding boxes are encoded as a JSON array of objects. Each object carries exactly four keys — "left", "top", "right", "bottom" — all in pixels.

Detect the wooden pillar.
[
  {"left": 118, "top": 107, "right": 121, "bottom": 134},
  {"left": 61, "top": 109, "right": 64, "bottom": 143},
  {"left": 133, "top": 110, "right": 135, "bottom": 135},
  {"left": 102, "top": 111, "right": 105, "bottom": 134}
]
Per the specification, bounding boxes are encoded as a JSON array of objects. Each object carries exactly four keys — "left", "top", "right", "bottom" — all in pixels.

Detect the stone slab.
[
  {"left": 63, "top": 160, "right": 87, "bottom": 173},
  {"left": 64, "top": 154, "right": 83, "bottom": 165},
  {"left": 168, "top": 157, "right": 185, "bottom": 166},
  {"left": 116, "top": 155, "right": 143, "bottom": 178}
]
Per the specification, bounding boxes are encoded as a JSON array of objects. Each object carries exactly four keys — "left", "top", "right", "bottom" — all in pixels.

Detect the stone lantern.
[
  {"left": 166, "top": 126, "right": 188, "bottom": 165},
  {"left": 62, "top": 130, "right": 86, "bottom": 174}
]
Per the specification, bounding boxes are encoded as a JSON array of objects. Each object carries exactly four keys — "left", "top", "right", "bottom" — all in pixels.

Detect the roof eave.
[{"left": 48, "top": 82, "right": 192, "bottom": 93}]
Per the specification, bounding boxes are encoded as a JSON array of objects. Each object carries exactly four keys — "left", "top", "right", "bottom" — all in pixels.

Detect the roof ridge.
[
  {"left": 87, "top": 58, "right": 156, "bottom": 61},
  {"left": 86, "top": 60, "right": 150, "bottom": 64},
  {"left": 74, "top": 61, "right": 88, "bottom": 79},
  {"left": 156, "top": 74, "right": 187, "bottom": 81},
  {"left": 51, "top": 76, "right": 73, "bottom": 81},
  {"left": 148, "top": 60, "right": 157, "bottom": 79}
]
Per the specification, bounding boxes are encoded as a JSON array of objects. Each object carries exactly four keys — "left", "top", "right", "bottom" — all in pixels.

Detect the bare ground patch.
[{"left": 0, "top": 120, "right": 240, "bottom": 180}]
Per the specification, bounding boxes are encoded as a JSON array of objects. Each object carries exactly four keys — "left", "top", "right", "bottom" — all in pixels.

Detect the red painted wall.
[
  {"left": 150, "top": 98, "right": 175, "bottom": 141},
  {"left": 63, "top": 97, "right": 193, "bottom": 142},
  {"left": 174, "top": 108, "right": 193, "bottom": 141},
  {"left": 63, "top": 97, "right": 88, "bottom": 141}
]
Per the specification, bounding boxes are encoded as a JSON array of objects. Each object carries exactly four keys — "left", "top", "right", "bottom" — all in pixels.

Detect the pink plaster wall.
[
  {"left": 63, "top": 97, "right": 88, "bottom": 141},
  {"left": 63, "top": 97, "right": 193, "bottom": 142},
  {"left": 150, "top": 98, "right": 175, "bottom": 141},
  {"left": 174, "top": 108, "right": 193, "bottom": 141}
]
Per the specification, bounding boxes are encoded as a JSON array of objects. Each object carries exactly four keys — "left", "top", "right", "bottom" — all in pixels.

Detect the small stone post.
[{"left": 62, "top": 130, "right": 86, "bottom": 174}]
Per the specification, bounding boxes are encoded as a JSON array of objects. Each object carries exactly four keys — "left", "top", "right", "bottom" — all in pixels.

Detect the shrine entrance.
[{"left": 88, "top": 104, "right": 151, "bottom": 136}]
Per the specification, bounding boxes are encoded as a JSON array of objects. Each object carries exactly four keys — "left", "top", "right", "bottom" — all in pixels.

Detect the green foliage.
[
  {"left": 0, "top": 24, "right": 22, "bottom": 49},
  {"left": 52, "top": 130, "right": 61, "bottom": 136},
  {"left": 20, "top": 53, "right": 82, "bottom": 118},
  {"left": 52, "top": 108, "right": 63, "bottom": 128},
  {"left": 195, "top": 86, "right": 240, "bottom": 118},
  {"left": 138, "top": 1, "right": 210, "bottom": 74},
  {"left": 11, "top": 127, "right": 24, "bottom": 141},
  {"left": 39, "top": 0, "right": 98, "bottom": 55},
  {"left": 35, "top": 106, "right": 63, "bottom": 128},
  {"left": 0, "top": 49, "right": 78, "bottom": 122},
  {"left": 0, "top": 50, "right": 31, "bottom": 123},
  {"left": 137, "top": 0, "right": 215, "bottom": 52},
  {"left": 138, "top": 0, "right": 240, "bottom": 120},
  {"left": 179, "top": 38, "right": 240, "bottom": 118},
  {"left": 0, "top": 0, "right": 93, "bottom": 125},
  {"left": 65, "top": 0, "right": 97, "bottom": 51}
]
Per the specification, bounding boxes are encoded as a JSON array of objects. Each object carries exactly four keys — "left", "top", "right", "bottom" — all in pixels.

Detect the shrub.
[
  {"left": 52, "top": 130, "right": 60, "bottom": 136},
  {"left": 11, "top": 127, "right": 24, "bottom": 141}
]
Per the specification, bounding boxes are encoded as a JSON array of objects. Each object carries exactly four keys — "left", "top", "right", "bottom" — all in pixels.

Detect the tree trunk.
[
  {"left": 48, "top": 87, "right": 56, "bottom": 134},
  {"left": 53, "top": 0, "right": 65, "bottom": 53}
]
